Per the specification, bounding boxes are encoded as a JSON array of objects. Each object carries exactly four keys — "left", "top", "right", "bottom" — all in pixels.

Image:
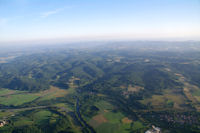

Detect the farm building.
[
  {"left": 0, "top": 120, "right": 6, "bottom": 127},
  {"left": 145, "top": 125, "right": 161, "bottom": 133}
]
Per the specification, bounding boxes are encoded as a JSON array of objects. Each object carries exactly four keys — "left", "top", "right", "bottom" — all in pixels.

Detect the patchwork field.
[
  {"left": 175, "top": 73, "right": 200, "bottom": 111},
  {"left": 140, "top": 88, "right": 188, "bottom": 110},
  {"left": 12, "top": 109, "right": 59, "bottom": 127},
  {"left": 88, "top": 100, "right": 143, "bottom": 133}
]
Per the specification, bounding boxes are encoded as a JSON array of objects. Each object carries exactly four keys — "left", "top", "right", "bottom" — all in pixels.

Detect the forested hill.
[
  {"left": 0, "top": 41, "right": 200, "bottom": 133},
  {"left": 0, "top": 41, "right": 199, "bottom": 92}
]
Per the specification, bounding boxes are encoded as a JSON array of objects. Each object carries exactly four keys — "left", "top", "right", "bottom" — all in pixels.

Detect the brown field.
[
  {"left": 120, "top": 85, "right": 126, "bottom": 89},
  {"left": 89, "top": 114, "right": 108, "bottom": 128},
  {"left": 104, "top": 109, "right": 109, "bottom": 113},
  {"left": 122, "top": 117, "right": 132, "bottom": 124},
  {"left": 37, "top": 86, "right": 68, "bottom": 101}
]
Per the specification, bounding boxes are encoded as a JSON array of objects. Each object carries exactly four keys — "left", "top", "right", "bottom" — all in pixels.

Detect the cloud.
[
  {"left": 40, "top": 5, "right": 77, "bottom": 18},
  {"left": 40, "top": 8, "right": 64, "bottom": 18}
]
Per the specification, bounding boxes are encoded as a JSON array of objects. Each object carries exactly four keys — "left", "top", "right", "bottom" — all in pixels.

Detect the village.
[{"left": 158, "top": 114, "right": 199, "bottom": 125}]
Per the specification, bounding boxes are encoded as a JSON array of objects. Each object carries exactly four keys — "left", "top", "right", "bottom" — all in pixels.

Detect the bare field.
[
  {"left": 122, "top": 117, "right": 132, "bottom": 124},
  {"left": 89, "top": 114, "right": 108, "bottom": 128},
  {"left": 37, "top": 86, "right": 68, "bottom": 101}
]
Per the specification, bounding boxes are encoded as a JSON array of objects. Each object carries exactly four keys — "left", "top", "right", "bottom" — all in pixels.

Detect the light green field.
[
  {"left": 33, "top": 110, "right": 52, "bottom": 124},
  {"left": 104, "top": 111, "right": 124, "bottom": 123},
  {"left": 96, "top": 123, "right": 118, "bottom": 133},
  {"left": 0, "top": 86, "right": 70, "bottom": 106},
  {"left": 192, "top": 89, "right": 200, "bottom": 96},
  {"left": 132, "top": 121, "right": 145, "bottom": 131},
  {"left": 0, "top": 93, "right": 39, "bottom": 106},
  {"left": 14, "top": 117, "right": 34, "bottom": 127},
  {"left": 12, "top": 109, "right": 59, "bottom": 127},
  {"left": 0, "top": 111, "right": 13, "bottom": 118},
  {"left": 95, "top": 100, "right": 114, "bottom": 111},
  {"left": 0, "top": 89, "right": 18, "bottom": 96},
  {"left": 96, "top": 122, "right": 131, "bottom": 133}
]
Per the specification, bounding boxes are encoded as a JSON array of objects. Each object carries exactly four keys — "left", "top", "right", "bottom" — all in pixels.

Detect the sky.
[{"left": 0, "top": 0, "right": 200, "bottom": 44}]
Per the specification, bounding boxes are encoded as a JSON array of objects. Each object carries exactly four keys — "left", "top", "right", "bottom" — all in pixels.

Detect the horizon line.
[{"left": 1, "top": 35, "right": 200, "bottom": 46}]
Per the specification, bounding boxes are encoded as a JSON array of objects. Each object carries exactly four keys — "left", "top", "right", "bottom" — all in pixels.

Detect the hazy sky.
[{"left": 0, "top": 0, "right": 200, "bottom": 43}]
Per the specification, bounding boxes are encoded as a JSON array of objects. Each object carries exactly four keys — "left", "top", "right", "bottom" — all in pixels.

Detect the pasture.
[{"left": 0, "top": 86, "right": 69, "bottom": 106}]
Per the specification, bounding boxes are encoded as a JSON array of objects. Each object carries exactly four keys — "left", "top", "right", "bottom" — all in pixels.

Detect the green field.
[
  {"left": 0, "top": 89, "right": 18, "bottom": 96},
  {"left": 0, "top": 86, "right": 70, "bottom": 106},
  {"left": 0, "top": 93, "right": 39, "bottom": 106},
  {"left": 33, "top": 110, "right": 52, "bottom": 124}
]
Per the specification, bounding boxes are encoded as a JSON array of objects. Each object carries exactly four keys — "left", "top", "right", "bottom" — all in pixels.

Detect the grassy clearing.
[
  {"left": 0, "top": 94, "right": 39, "bottom": 106},
  {"left": 192, "top": 89, "right": 200, "bottom": 96},
  {"left": 95, "top": 122, "right": 131, "bottom": 133},
  {"left": 37, "top": 86, "right": 68, "bottom": 101},
  {"left": 132, "top": 121, "right": 145, "bottom": 131},
  {"left": 0, "top": 111, "right": 13, "bottom": 118},
  {"left": 0, "top": 86, "right": 70, "bottom": 106},
  {"left": 0, "top": 89, "right": 18, "bottom": 96},
  {"left": 12, "top": 109, "right": 59, "bottom": 127},
  {"left": 14, "top": 117, "right": 34, "bottom": 127},
  {"left": 33, "top": 110, "right": 52, "bottom": 124},
  {"left": 104, "top": 111, "right": 124, "bottom": 123},
  {"left": 0, "top": 76, "right": 76, "bottom": 106},
  {"left": 95, "top": 100, "right": 114, "bottom": 111},
  {"left": 192, "top": 89, "right": 200, "bottom": 103},
  {"left": 95, "top": 123, "right": 119, "bottom": 133}
]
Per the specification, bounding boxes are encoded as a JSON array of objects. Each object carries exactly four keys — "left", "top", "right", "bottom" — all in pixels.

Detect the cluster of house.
[
  {"left": 0, "top": 120, "right": 7, "bottom": 127},
  {"left": 159, "top": 114, "right": 198, "bottom": 125},
  {"left": 145, "top": 125, "right": 161, "bottom": 133}
]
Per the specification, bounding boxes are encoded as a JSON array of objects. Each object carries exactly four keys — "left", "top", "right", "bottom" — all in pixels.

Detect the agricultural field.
[
  {"left": 89, "top": 100, "right": 134, "bottom": 133},
  {"left": 0, "top": 86, "right": 70, "bottom": 106},
  {"left": 0, "top": 92, "right": 39, "bottom": 106}
]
